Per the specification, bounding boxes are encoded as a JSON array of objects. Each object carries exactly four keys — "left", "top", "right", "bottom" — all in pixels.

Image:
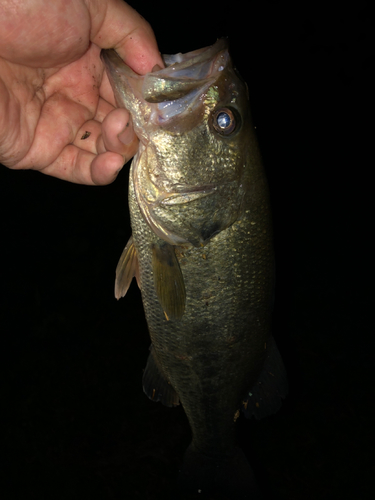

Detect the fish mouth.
[
  {"left": 144, "top": 40, "right": 230, "bottom": 124},
  {"left": 142, "top": 39, "right": 229, "bottom": 104},
  {"left": 101, "top": 39, "right": 230, "bottom": 130},
  {"left": 157, "top": 184, "right": 217, "bottom": 206}
]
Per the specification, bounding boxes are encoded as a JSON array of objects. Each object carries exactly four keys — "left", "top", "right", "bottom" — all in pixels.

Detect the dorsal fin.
[
  {"left": 114, "top": 236, "right": 140, "bottom": 300},
  {"left": 152, "top": 242, "right": 186, "bottom": 320}
]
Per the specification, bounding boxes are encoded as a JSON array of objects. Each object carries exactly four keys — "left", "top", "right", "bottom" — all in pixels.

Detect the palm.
[
  {"left": 0, "top": 0, "right": 163, "bottom": 184},
  {"left": 1, "top": 43, "right": 110, "bottom": 181}
]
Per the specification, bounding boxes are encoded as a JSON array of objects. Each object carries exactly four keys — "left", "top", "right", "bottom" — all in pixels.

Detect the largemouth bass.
[{"left": 102, "top": 39, "right": 288, "bottom": 498}]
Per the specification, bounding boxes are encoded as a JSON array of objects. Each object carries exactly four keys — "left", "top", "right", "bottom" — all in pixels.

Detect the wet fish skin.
[{"left": 102, "top": 40, "right": 287, "bottom": 496}]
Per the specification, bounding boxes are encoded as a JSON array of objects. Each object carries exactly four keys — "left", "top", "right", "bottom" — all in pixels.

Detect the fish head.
[{"left": 102, "top": 39, "right": 256, "bottom": 247}]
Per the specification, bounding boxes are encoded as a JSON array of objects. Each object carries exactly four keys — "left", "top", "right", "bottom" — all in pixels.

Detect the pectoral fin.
[
  {"left": 143, "top": 345, "right": 180, "bottom": 407},
  {"left": 114, "top": 236, "right": 140, "bottom": 300},
  {"left": 152, "top": 242, "right": 186, "bottom": 320}
]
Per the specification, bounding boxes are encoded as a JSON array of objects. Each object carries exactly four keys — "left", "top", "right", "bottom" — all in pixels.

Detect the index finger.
[{"left": 89, "top": 0, "right": 164, "bottom": 74}]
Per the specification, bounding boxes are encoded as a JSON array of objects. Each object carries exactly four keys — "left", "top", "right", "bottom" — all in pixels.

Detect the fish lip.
[
  {"left": 142, "top": 39, "right": 230, "bottom": 112},
  {"left": 102, "top": 40, "right": 230, "bottom": 133},
  {"left": 153, "top": 38, "right": 228, "bottom": 75}
]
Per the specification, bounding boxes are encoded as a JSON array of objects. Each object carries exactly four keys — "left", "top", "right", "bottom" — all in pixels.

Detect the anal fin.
[
  {"left": 242, "top": 335, "right": 288, "bottom": 419},
  {"left": 152, "top": 242, "right": 186, "bottom": 320},
  {"left": 143, "top": 345, "right": 179, "bottom": 407},
  {"left": 115, "top": 235, "right": 140, "bottom": 299}
]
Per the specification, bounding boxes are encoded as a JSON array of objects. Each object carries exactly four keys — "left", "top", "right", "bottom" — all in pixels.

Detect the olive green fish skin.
[
  {"left": 129, "top": 164, "right": 273, "bottom": 454},
  {"left": 103, "top": 40, "right": 281, "bottom": 460}
]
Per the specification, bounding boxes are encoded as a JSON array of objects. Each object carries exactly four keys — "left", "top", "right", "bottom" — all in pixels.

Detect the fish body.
[{"left": 102, "top": 40, "right": 287, "bottom": 497}]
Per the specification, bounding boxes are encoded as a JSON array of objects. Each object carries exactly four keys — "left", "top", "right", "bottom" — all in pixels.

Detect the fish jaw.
[
  {"left": 102, "top": 40, "right": 250, "bottom": 246},
  {"left": 101, "top": 39, "right": 229, "bottom": 139},
  {"left": 100, "top": 49, "right": 153, "bottom": 144}
]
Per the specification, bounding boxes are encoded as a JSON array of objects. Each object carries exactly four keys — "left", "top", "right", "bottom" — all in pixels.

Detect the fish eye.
[{"left": 212, "top": 107, "right": 237, "bottom": 135}]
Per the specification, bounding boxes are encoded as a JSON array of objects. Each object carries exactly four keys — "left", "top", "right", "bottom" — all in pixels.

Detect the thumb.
[{"left": 89, "top": 0, "right": 164, "bottom": 74}]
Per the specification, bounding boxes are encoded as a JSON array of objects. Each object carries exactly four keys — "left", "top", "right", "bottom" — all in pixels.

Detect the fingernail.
[{"left": 118, "top": 121, "right": 133, "bottom": 145}]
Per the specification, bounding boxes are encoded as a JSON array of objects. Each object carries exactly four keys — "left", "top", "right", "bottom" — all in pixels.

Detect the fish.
[{"left": 101, "top": 39, "right": 288, "bottom": 498}]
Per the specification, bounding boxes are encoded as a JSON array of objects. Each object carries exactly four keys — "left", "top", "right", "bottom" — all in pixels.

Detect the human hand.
[{"left": 0, "top": 0, "right": 163, "bottom": 184}]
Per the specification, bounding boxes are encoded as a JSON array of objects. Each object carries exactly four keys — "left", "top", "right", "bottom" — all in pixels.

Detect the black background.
[{"left": 1, "top": 1, "right": 373, "bottom": 499}]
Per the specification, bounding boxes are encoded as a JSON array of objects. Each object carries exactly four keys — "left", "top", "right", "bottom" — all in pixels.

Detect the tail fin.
[{"left": 178, "top": 445, "right": 262, "bottom": 499}]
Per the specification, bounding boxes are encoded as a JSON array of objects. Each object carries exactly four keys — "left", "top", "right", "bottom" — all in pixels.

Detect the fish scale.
[
  {"left": 102, "top": 39, "right": 288, "bottom": 497},
  {"left": 129, "top": 165, "right": 274, "bottom": 454}
]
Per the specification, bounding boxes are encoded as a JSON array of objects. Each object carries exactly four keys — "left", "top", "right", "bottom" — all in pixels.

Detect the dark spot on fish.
[
  {"left": 152, "top": 243, "right": 175, "bottom": 267},
  {"left": 81, "top": 131, "right": 91, "bottom": 140},
  {"left": 200, "top": 221, "right": 221, "bottom": 242}
]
